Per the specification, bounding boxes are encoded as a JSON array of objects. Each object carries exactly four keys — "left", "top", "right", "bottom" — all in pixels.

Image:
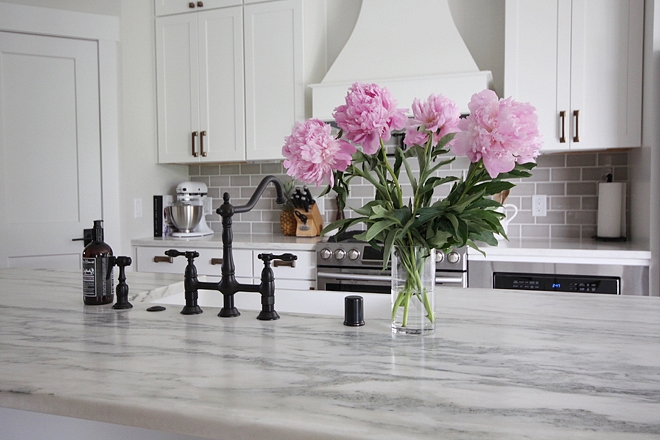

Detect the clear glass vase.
[{"left": 391, "top": 246, "right": 435, "bottom": 335}]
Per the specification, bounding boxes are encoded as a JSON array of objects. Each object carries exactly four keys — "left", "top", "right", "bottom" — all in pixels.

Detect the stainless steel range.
[{"left": 316, "top": 232, "right": 468, "bottom": 293}]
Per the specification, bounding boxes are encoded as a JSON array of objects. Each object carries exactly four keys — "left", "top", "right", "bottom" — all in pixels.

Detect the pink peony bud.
[
  {"left": 451, "top": 90, "right": 542, "bottom": 178},
  {"left": 404, "top": 94, "right": 460, "bottom": 147},
  {"left": 282, "top": 119, "right": 356, "bottom": 187},
  {"left": 333, "top": 82, "right": 407, "bottom": 155}
]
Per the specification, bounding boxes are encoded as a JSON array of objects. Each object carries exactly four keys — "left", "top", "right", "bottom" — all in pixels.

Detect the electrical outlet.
[
  {"left": 134, "top": 198, "right": 143, "bottom": 219},
  {"left": 532, "top": 194, "right": 546, "bottom": 217}
]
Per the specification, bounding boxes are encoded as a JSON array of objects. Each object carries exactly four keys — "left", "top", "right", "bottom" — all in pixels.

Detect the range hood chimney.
[{"left": 310, "top": 0, "right": 492, "bottom": 120}]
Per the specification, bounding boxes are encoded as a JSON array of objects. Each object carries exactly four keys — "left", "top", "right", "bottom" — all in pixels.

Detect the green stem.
[
  {"left": 391, "top": 245, "right": 436, "bottom": 328},
  {"left": 380, "top": 139, "right": 403, "bottom": 208}
]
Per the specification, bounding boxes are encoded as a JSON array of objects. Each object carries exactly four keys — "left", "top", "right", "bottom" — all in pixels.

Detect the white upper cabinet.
[
  {"left": 504, "top": 0, "right": 643, "bottom": 152},
  {"left": 156, "top": 7, "right": 245, "bottom": 163},
  {"left": 155, "top": 0, "right": 241, "bottom": 17},
  {"left": 155, "top": 0, "right": 303, "bottom": 164},
  {"left": 244, "top": 0, "right": 304, "bottom": 161}
]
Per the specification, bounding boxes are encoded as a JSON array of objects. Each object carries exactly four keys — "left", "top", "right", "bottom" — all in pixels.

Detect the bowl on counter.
[{"left": 165, "top": 203, "right": 203, "bottom": 233}]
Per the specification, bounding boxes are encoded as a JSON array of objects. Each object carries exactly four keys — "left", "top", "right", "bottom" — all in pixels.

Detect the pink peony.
[
  {"left": 282, "top": 119, "right": 356, "bottom": 187},
  {"left": 404, "top": 94, "right": 460, "bottom": 147},
  {"left": 451, "top": 90, "right": 542, "bottom": 178},
  {"left": 333, "top": 82, "right": 407, "bottom": 155}
]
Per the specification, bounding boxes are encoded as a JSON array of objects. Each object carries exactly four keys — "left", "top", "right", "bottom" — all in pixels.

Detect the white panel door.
[{"left": 0, "top": 32, "right": 102, "bottom": 269}]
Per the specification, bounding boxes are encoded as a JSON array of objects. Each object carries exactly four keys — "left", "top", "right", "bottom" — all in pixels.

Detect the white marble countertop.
[
  {"left": 2, "top": 268, "right": 659, "bottom": 439},
  {"left": 471, "top": 238, "right": 651, "bottom": 265},
  {"left": 132, "top": 234, "right": 651, "bottom": 265}
]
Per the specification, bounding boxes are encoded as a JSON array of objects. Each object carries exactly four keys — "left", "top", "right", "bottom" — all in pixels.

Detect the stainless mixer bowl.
[{"left": 166, "top": 204, "right": 203, "bottom": 233}]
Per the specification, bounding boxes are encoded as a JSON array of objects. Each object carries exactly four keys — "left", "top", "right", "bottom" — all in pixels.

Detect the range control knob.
[
  {"left": 347, "top": 248, "right": 361, "bottom": 261},
  {"left": 319, "top": 248, "right": 332, "bottom": 260},
  {"left": 334, "top": 248, "right": 346, "bottom": 260},
  {"left": 447, "top": 251, "right": 461, "bottom": 264},
  {"left": 435, "top": 251, "right": 444, "bottom": 263}
]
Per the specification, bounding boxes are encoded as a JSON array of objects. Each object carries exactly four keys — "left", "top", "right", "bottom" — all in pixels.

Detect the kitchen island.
[{"left": 1, "top": 268, "right": 659, "bottom": 439}]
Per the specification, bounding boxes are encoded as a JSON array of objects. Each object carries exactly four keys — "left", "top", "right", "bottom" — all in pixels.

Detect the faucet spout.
[{"left": 223, "top": 175, "right": 286, "bottom": 216}]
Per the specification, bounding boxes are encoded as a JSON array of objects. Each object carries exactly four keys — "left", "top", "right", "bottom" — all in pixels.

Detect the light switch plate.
[
  {"left": 532, "top": 195, "right": 546, "bottom": 217},
  {"left": 134, "top": 198, "right": 143, "bottom": 219}
]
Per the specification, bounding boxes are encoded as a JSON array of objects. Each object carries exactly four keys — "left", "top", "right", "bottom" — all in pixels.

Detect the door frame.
[{"left": 0, "top": 3, "right": 120, "bottom": 250}]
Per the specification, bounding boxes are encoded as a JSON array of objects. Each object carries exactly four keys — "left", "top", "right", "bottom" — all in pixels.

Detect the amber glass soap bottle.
[{"left": 82, "top": 220, "right": 114, "bottom": 305}]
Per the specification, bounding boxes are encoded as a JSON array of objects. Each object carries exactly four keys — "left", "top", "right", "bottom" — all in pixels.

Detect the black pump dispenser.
[{"left": 82, "top": 220, "right": 114, "bottom": 305}]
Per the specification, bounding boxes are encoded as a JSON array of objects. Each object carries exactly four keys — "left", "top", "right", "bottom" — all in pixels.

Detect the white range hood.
[{"left": 309, "top": 0, "right": 492, "bottom": 119}]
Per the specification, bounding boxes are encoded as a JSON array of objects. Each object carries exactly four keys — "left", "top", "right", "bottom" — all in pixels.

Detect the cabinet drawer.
[
  {"left": 195, "top": 249, "right": 252, "bottom": 278},
  {"left": 252, "top": 249, "right": 315, "bottom": 281},
  {"left": 136, "top": 247, "right": 252, "bottom": 279},
  {"left": 155, "top": 0, "right": 241, "bottom": 16}
]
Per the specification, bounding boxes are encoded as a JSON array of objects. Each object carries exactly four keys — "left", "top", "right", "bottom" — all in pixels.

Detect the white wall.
[
  {"left": 117, "top": 0, "right": 187, "bottom": 256},
  {"left": 448, "top": 0, "right": 505, "bottom": 97}
]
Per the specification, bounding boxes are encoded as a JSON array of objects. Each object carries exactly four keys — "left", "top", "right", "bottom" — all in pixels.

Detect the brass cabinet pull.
[
  {"left": 274, "top": 260, "right": 296, "bottom": 268},
  {"left": 153, "top": 256, "right": 174, "bottom": 263},
  {"left": 573, "top": 110, "right": 580, "bottom": 143},
  {"left": 559, "top": 111, "right": 566, "bottom": 143},
  {"left": 210, "top": 258, "right": 223, "bottom": 265},
  {"left": 188, "top": 2, "right": 195, "bottom": 8},
  {"left": 197, "top": 1, "right": 204, "bottom": 6},
  {"left": 200, "top": 130, "right": 207, "bottom": 157},
  {"left": 191, "top": 131, "right": 199, "bottom": 157}
]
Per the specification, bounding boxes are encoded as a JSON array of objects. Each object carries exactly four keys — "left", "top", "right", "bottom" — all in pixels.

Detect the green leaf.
[
  {"left": 321, "top": 217, "right": 364, "bottom": 236},
  {"left": 384, "top": 207, "right": 412, "bottom": 226},
  {"left": 353, "top": 200, "right": 384, "bottom": 216},
  {"left": 445, "top": 213, "right": 459, "bottom": 234},
  {"left": 365, "top": 220, "right": 393, "bottom": 242}
]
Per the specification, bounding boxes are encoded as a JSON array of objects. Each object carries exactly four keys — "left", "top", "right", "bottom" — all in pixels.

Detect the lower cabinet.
[{"left": 135, "top": 246, "right": 315, "bottom": 290}]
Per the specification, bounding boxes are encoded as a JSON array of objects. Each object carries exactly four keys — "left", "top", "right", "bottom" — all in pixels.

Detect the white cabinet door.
[
  {"left": 156, "top": 14, "right": 200, "bottom": 163},
  {"left": 505, "top": 0, "right": 567, "bottom": 151},
  {"left": 569, "top": 0, "right": 643, "bottom": 151},
  {"left": 0, "top": 32, "right": 103, "bottom": 269},
  {"left": 199, "top": 7, "right": 245, "bottom": 162},
  {"left": 155, "top": 0, "right": 241, "bottom": 17},
  {"left": 504, "top": 0, "right": 642, "bottom": 152},
  {"left": 244, "top": 0, "right": 303, "bottom": 161},
  {"left": 157, "top": 7, "right": 246, "bottom": 163}
]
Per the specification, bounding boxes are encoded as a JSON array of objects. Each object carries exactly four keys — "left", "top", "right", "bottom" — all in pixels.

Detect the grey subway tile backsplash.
[{"left": 191, "top": 150, "right": 629, "bottom": 240}]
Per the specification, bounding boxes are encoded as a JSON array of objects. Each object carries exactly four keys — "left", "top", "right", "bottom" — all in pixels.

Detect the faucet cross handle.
[{"left": 165, "top": 249, "right": 199, "bottom": 264}]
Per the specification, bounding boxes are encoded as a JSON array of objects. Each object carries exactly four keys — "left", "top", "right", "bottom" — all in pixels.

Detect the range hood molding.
[{"left": 310, "top": 0, "right": 493, "bottom": 120}]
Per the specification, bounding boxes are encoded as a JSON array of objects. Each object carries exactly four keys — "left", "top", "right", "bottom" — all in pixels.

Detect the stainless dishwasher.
[{"left": 468, "top": 261, "right": 649, "bottom": 295}]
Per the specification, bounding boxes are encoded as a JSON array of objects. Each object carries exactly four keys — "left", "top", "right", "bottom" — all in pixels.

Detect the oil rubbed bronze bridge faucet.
[{"left": 165, "top": 176, "right": 297, "bottom": 320}]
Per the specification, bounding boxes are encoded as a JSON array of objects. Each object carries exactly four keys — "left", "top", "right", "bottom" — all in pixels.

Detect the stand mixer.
[{"left": 168, "top": 181, "right": 214, "bottom": 238}]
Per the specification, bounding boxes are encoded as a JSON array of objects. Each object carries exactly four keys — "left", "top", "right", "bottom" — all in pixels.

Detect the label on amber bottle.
[{"left": 83, "top": 256, "right": 114, "bottom": 298}]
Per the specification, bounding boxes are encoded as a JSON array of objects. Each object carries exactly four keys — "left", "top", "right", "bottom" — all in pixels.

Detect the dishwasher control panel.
[{"left": 493, "top": 272, "right": 620, "bottom": 295}]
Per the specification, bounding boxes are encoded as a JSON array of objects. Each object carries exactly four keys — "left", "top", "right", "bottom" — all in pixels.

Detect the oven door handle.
[
  {"left": 435, "top": 276, "right": 465, "bottom": 285},
  {"left": 317, "top": 272, "right": 466, "bottom": 285},
  {"left": 317, "top": 272, "right": 390, "bottom": 282}
]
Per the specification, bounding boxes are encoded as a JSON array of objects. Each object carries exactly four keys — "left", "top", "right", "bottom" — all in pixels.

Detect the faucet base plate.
[
  {"left": 181, "top": 305, "right": 203, "bottom": 315},
  {"left": 218, "top": 307, "right": 240, "bottom": 318},
  {"left": 257, "top": 310, "right": 280, "bottom": 321}
]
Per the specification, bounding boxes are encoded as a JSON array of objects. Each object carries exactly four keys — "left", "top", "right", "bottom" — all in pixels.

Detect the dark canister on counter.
[{"left": 82, "top": 220, "right": 114, "bottom": 305}]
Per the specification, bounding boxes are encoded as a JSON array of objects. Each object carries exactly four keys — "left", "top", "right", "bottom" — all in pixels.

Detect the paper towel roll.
[{"left": 597, "top": 182, "right": 625, "bottom": 238}]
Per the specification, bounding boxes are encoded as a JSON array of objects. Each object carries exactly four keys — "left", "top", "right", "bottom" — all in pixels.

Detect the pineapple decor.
[{"left": 280, "top": 179, "right": 297, "bottom": 236}]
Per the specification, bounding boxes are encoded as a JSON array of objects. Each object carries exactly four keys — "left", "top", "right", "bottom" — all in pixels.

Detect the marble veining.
[{"left": 0, "top": 268, "right": 659, "bottom": 439}]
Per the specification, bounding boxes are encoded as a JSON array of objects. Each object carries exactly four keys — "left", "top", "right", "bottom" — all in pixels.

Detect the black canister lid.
[{"left": 343, "top": 295, "right": 365, "bottom": 326}]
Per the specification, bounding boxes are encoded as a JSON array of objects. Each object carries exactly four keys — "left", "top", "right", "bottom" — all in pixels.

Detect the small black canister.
[{"left": 343, "top": 295, "right": 365, "bottom": 326}]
